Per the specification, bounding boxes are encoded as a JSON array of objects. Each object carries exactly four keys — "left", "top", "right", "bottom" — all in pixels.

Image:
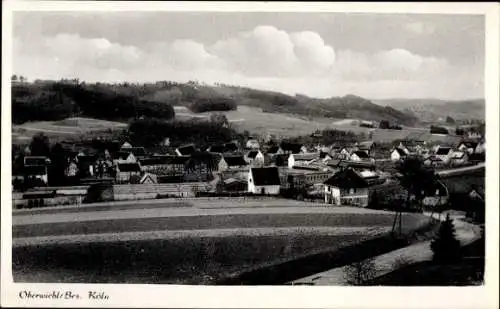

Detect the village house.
[
  {"left": 65, "top": 159, "right": 79, "bottom": 177},
  {"left": 467, "top": 186, "right": 485, "bottom": 222},
  {"left": 76, "top": 154, "right": 98, "bottom": 177},
  {"left": 246, "top": 139, "right": 260, "bottom": 149},
  {"left": 397, "top": 140, "right": 426, "bottom": 155},
  {"left": 128, "top": 147, "right": 148, "bottom": 160},
  {"left": 175, "top": 144, "right": 197, "bottom": 157},
  {"left": 217, "top": 155, "right": 248, "bottom": 172},
  {"left": 435, "top": 147, "right": 453, "bottom": 164},
  {"left": 390, "top": 148, "right": 407, "bottom": 161},
  {"left": 115, "top": 163, "right": 142, "bottom": 184},
  {"left": 356, "top": 141, "right": 375, "bottom": 155},
  {"left": 223, "top": 178, "right": 248, "bottom": 192},
  {"left": 288, "top": 153, "right": 319, "bottom": 168},
  {"left": 224, "top": 142, "right": 239, "bottom": 153},
  {"left": 323, "top": 169, "right": 370, "bottom": 207},
  {"left": 339, "top": 147, "right": 353, "bottom": 159},
  {"left": 140, "top": 173, "right": 158, "bottom": 184},
  {"left": 247, "top": 167, "right": 281, "bottom": 195},
  {"left": 350, "top": 151, "right": 373, "bottom": 162},
  {"left": 450, "top": 151, "right": 469, "bottom": 166},
  {"left": 206, "top": 144, "right": 226, "bottom": 154},
  {"left": 457, "top": 141, "right": 479, "bottom": 155},
  {"left": 266, "top": 145, "right": 283, "bottom": 156},
  {"left": 113, "top": 151, "right": 137, "bottom": 165},
  {"left": 24, "top": 156, "right": 51, "bottom": 166},
  {"left": 146, "top": 155, "right": 190, "bottom": 176},
  {"left": 120, "top": 141, "right": 133, "bottom": 149},
  {"left": 245, "top": 150, "right": 265, "bottom": 166},
  {"left": 423, "top": 156, "right": 445, "bottom": 168}
]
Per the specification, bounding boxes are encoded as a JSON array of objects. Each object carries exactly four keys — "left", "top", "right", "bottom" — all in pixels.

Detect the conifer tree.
[{"left": 430, "top": 214, "right": 462, "bottom": 263}]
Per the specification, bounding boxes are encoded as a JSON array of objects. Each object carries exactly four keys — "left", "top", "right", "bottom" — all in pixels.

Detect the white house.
[
  {"left": 391, "top": 148, "right": 407, "bottom": 161},
  {"left": 115, "top": 163, "right": 142, "bottom": 184},
  {"left": 457, "top": 141, "right": 478, "bottom": 155},
  {"left": 323, "top": 169, "right": 370, "bottom": 207},
  {"left": 120, "top": 141, "right": 133, "bottom": 149},
  {"left": 246, "top": 139, "right": 260, "bottom": 149},
  {"left": 113, "top": 151, "right": 137, "bottom": 165},
  {"left": 350, "top": 151, "right": 372, "bottom": 162},
  {"left": 245, "top": 150, "right": 265, "bottom": 166},
  {"left": 450, "top": 151, "right": 469, "bottom": 166},
  {"left": 288, "top": 153, "right": 319, "bottom": 168},
  {"left": 435, "top": 147, "right": 453, "bottom": 164},
  {"left": 24, "top": 165, "right": 49, "bottom": 185},
  {"left": 247, "top": 167, "right": 281, "bottom": 195}
]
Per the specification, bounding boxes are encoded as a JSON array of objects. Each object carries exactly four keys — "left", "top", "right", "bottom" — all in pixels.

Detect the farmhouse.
[
  {"left": 435, "top": 147, "right": 453, "bottom": 164},
  {"left": 450, "top": 151, "right": 469, "bottom": 166},
  {"left": 246, "top": 139, "right": 260, "bottom": 149},
  {"left": 217, "top": 155, "right": 248, "bottom": 172},
  {"left": 423, "top": 156, "right": 445, "bottom": 167},
  {"left": 115, "top": 163, "right": 142, "bottom": 184},
  {"left": 288, "top": 153, "right": 319, "bottom": 168},
  {"left": 324, "top": 169, "right": 369, "bottom": 207},
  {"left": 113, "top": 151, "right": 137, "bottom": 165},
  {"left": 280, "top": 142, "right": 305, "bottom": 154},
  {"left": 144, "top": 155, "right": 189, "bottom": 175},
  {"left": 247, "top": 167, "right": 281, "bottom": 195},
  {"left": 391, "top": 148, "right": 407, "bottom": 161},
  {"left": 457, "top": 141, "right": 479, "bottom": 155},
  {"left": 350, "top": 151, "right": 372, "bottom": 162},
  {"left": 356, "top": 141, "right": 375, "bottom": 154},
  {"left": 140, "top": 173, "right": 158, "bottom": 184},
  {"left": 24, "top": 156, "right": 51, "bottom": 166},
  {"left": 175, "top": 144, "right": 197, "bottom": 156},
  {"left": 245, "top": 150, "right": 265, "bottom": 165},
  {"left": 224, "top": 142, "right": 239, "bottom": 153},
  {"left": 120, "top": 141, "right": 133, "bottom": 149}
]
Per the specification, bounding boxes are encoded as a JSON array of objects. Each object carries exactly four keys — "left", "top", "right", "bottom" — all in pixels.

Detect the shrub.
[{"left": 343, "top": 258, "right": 377, "bottom": 285}]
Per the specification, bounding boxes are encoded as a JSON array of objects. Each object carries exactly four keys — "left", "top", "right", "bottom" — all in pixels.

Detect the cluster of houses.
[
  {"left": 12, "top": 135, "right": 485, "bottom": 209},
  {"left": 390, "top": 140, "right": 485, "bottom": 167}
]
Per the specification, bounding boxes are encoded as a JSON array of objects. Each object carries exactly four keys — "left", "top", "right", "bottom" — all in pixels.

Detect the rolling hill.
[{"left": 374, "top": 98, "right": 485, "bottom": 123}]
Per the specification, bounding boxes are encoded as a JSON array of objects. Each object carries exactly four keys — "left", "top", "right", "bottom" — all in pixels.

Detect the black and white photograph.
[{"left": 1, "top": 1, "right": 498, "bottom": 308}]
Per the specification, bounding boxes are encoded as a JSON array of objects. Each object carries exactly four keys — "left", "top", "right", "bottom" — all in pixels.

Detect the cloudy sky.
[{"left": 12, "top": 12, "right": 484, "bottom": 99}]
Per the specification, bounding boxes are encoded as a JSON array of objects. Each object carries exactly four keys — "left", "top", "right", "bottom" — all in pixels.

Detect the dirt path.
[{"left": 290, "top": 211, "right": 482, "bottom": 285}]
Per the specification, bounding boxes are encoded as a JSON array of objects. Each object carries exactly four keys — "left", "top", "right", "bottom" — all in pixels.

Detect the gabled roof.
[
  {"left": 207, "top": 144, "right": 226, "bottom": 153},
  {"left": 451, "top": 151, "right": 467, "bottom": 159},
  {"left": 117, "top": 163, "right": 141, "bottom": 172},
  {"left": 436, "top": 147, "right": 452, "bottom": 155},
  {"left": 424, "top": 156, "right": 443, "bottom": 162},
  {"left": 323, "top": 169, "right": 368, "bottom": 188},
  {"left": 246, "top": 150, "right": 261, "bottom": 158},
  {"left": 357, "top": 141, "right": 375, "bottom": 149},
  {"left": 250, "top": 167, "right": 281, "bottom": 186},
  {"left": 223, "top": 155, "right": 248, "bottom": 167},
  {"left": 224, "top": 142, "right": 239, "bottom": 152},
  {"left": 459, "top": 141, "right": 479, "bottom": 149},
  {"left": 266, "top": 146, "right": 281, "bottom": 154},
  {"left": 291, "top": 153, "right": 319, "bottom": 161},
  {"left": 176, "top": 144, "right": 197, "bottom": 156},
  {"left": 340, "top": 160, "right": 376, "bottom": 169},
  {"left": 326, "top": 159, "right": 342, "bottom": 167},
  {"left": 151, "top": 155, "right": 190, "bottom": 165},
  {"left": 129, "top": 147, "right": 147, "bottom": 157},
  {"left": 352, "top": 151, "right": 370, "bottom": 159},
  {"left": 280, "top": 142, "right": 302, "bottom": 154},
  {"left": 113, "top": 151, "right": 134, "bottom": 160},
  {"left": 392, "top": 148, "right": 407, "bottom": 157}
]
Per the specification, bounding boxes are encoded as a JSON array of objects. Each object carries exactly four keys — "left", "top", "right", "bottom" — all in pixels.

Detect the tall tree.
[
  {"left": 430, "top": 214, "right": 462, "bottom": 263},
  {"left": 49, "top": 143, "right": 67, "bottom": 185},
  {"left": 29, "top": 133, "right": 51, "bottom": 157}
]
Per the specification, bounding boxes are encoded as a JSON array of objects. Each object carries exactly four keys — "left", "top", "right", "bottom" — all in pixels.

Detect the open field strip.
[
  {"left": 13, "top": 204, "right": 394, "bottom": 226},
  {"left": 13, "top": 226, "right": 390, "bottom": 247}
]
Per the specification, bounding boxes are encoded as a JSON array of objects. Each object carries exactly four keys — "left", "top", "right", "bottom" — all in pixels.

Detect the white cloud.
[{"left": 12, "top": 26, "right": 481, "bottom": 99}]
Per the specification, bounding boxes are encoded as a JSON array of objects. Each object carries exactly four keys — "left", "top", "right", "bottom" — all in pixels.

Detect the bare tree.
[{"left": 343, "top": 258, "right": 377, "bottom": 286}]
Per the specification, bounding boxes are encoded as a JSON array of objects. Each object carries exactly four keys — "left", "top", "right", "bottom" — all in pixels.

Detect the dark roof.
[
  {"left": 117, "top": 163, "right": 141, "bottom": 172},
  {"left": 223, "top": 156, "right": 248, "bottom": 167},
  {"left": 247, "top": 150, "right": 260, "bottom": 158},
  {"left": 436, "top": 147, "right": 452, "bottom": 155},
  {"left": 469, "top": 153, "right": 485, "bottom": 161},
  {"left": 176, "top": 144, "right": 196, "bottom": 156},
  {"left": 280, "top": 142, "right": 302, "bottom": 154},
  {"left": 460, "top": 141, "right": 478, "bottom": 148},
  {"left": 113, "top": 151, "right": 133, "bottom": 160},
  {"left": 393, "top": 148, "right": 407, "bottom": 157},
  {"left": 129, "top": 147, "right": 147, "bottom": 157},
  {"left": 267, "top": 146, "right": 281, "bottom": 154},
  {"left": 24, "top": 156, "right": 48, "bottom": 166},
  {"left": 151, "top": 155, "right": 190, "bottom": 165},
  {"left": 424, "top": 156, "right": 443, "bottom": 162},
  {"left": 24, "top": 165, "right": 47, "bottom": 175},
  {"left": 207, "top": 144, "right": 225, "bottom": 153},
  {"left": 326, "top": 159, "right": 342, "bottom": 167},
  {"left": 77, "top": 155, "right": 97, "bottom": 163},
  {"left": 224, "top": 142, "right": 239, "bottom": 152},
  {"left": 340, "top": 161, "right": 376, "bottom": 170},
  {"left": 352, "top": 151, "right": 370, "bottom": 159},
  {"left": 324, "top": 169, "right": 368, "bottom": 188},
  {"left": 250, "top": 167, "right": 281, "bottom": 186}
]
